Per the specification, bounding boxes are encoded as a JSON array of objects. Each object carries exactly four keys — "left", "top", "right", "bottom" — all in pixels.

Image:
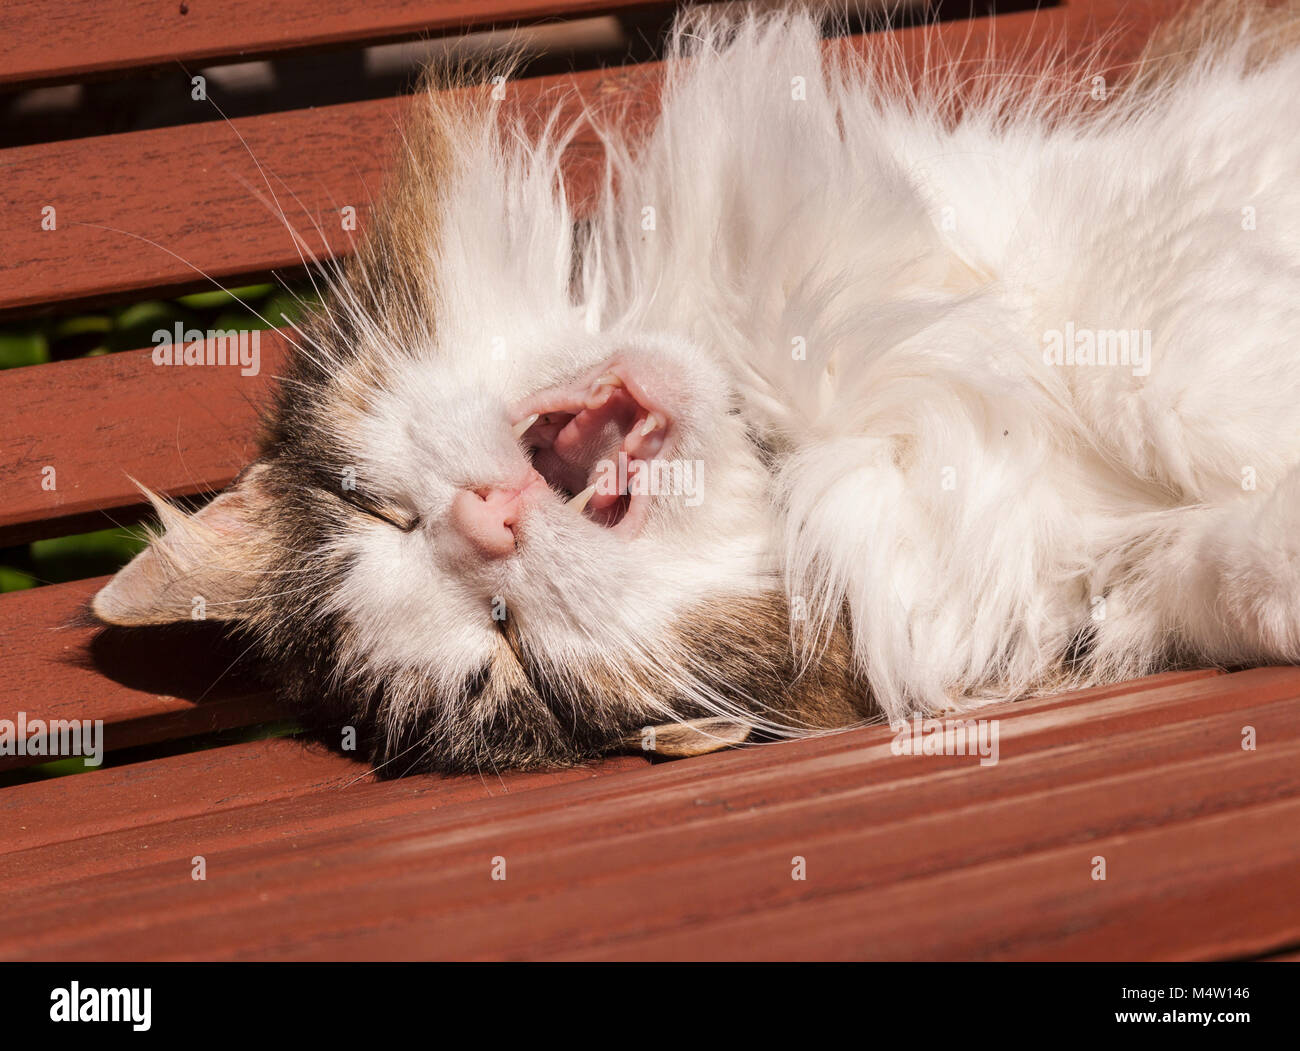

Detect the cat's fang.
[
  {"left": 585, "top": 374, "right": 623, "bottom": 410},
  {"left": 511, "top": 412, "right": 539, "bottom": 439},
  {"left": 638, "top": 413, "right": 663, "bottom": 438},
  {"left": 568, "top": 483, "right": 597, "bottom": 515}
]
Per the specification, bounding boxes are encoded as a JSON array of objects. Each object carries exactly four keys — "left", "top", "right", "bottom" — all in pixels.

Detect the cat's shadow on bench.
[
  {"left": 82, "top": 621, "right": 388, "bottom": 773},
  {"left": 85, "top": 620, "right": 270, "bottom": 709}
]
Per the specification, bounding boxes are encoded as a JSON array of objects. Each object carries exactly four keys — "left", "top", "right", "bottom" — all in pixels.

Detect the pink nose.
[{"left": 450, "top": 475, "right": 542, "bottom": 559}]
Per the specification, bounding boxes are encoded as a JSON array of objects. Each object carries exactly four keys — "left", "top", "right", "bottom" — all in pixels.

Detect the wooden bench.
[{"left": 3, "top": 0, "right": 1300, "bottom": 961}]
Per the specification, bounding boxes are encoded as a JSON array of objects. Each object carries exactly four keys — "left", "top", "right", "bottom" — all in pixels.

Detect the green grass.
[{"left": 0, "top": 526, "right": 152, "bottom": 593}]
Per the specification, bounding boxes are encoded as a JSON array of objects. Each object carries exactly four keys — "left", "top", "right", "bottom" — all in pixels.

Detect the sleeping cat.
[{"left": 93, "top": 2, "right": 1300, "bottom": 773}]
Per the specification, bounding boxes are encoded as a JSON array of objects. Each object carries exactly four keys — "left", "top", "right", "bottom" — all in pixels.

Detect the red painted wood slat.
[
  {"left": 0, "top": 674, "right": 1256, "bottom": 911},
  {"left": 0, "top": 735, "right": 649, "bottom": 855},
  {"left": 0, "top": 0, "right": 667, "bottom": 87},
  {"left": 0, "top": 339, "right": 285, "bottom": 546}
]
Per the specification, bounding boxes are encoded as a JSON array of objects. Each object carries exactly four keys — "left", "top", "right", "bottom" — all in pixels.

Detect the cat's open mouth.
[{"left": 511, "top": 364, "right": 672, "bottom": 535}]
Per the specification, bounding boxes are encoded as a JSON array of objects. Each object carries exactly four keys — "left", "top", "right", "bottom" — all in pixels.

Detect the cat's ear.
[
  {"left": 620, "top": 717, "right": 753, "bottom": 758},
  {"left": 92, "top": 463, "right": 275, "bottom": 626}
]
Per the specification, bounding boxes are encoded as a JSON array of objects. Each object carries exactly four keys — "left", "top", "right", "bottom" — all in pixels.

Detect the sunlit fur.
[{"left": 95, "top": 2, "right": 1300, "bottom": 771}]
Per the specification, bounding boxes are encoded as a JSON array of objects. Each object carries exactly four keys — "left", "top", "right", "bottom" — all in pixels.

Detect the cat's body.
[{"left": 95, "top": 3, "right": 1300, "bottom": 773}]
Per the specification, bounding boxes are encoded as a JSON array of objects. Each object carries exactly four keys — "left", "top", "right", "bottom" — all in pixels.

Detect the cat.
[{"left": 93, "top": 1, "right": 1300, "bottom": 774}]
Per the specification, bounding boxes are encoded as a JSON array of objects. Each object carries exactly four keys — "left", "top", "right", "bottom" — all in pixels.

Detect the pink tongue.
[{"left": 552, "top": 389, "right": 638, "bottom": 479}]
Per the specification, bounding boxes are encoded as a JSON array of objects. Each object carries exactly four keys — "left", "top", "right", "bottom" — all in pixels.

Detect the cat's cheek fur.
[{"left": 329, "top": 526, "right": 502, "bottom": 698}]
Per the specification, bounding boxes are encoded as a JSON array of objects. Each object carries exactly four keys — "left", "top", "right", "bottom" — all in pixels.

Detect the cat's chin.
[{"left": 510, "top": 358, "right": 679, "bottom": 539}]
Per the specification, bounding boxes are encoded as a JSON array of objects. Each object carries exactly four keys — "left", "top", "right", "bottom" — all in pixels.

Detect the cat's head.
[{"left": 92, "top": 79, "right": 869, "bottom": 773}]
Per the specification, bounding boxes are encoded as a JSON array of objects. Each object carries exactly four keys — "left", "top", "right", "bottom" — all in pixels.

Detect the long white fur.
[
  {"left": 101, "top": 4, "right": 1300, "bottom": 747},
  {"left": 577, "top": 7, "right": 1300, "bottom": 722}
]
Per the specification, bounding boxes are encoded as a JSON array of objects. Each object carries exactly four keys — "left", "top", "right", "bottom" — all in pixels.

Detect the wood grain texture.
[
  {"left": 0, "top": 736, "right": 649, "bottom": 856},
  {"left": 0, "top": 749, "right": 650, "bottom": 893},
  {"left": 0, "top": 66, "right": 631, "bottom": 316},
  {"left": 0, "top": 668, "right": 1295, "bottom": 960},
  {"left": 0, "top": 0, "right": 666, "bottom": 87},
  {"left": 0, "top": 736, "right": 368, "bottom": 854}
]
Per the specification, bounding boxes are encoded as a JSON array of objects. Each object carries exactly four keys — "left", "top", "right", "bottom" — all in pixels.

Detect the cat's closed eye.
[{"left": 339, "top": 490, "right": 420, "bottom": 532}]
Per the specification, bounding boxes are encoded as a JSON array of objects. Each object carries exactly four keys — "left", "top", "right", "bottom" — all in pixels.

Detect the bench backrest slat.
[{"left": 0, "top": 0, "right": 665, "bottom": 86}]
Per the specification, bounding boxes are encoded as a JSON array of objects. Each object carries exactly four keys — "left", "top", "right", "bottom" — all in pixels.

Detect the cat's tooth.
[
  {"left": 585, "top": 374, "right": 622, "bottom": 409},
  {"left": 511, "top": 413, "right": 539, "bottom": 440},
  {"left": 568, "top": 483, "right": 597, "bottom": 515},
  {"left": 638, "top": 412, "right": 663, "bottom": 438}
]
